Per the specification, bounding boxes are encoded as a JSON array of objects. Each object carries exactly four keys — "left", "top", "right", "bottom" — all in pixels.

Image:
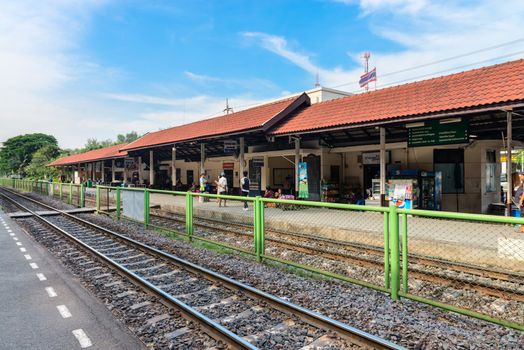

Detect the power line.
[
  {"left": 331, "top": 37, "right": 524, "bottom": 89},
  {"left": 177, "top": 41, "right": 524, "bottom": 122},
  {"left": 347, "top": 49, "right": 524, "bottom": 93}
]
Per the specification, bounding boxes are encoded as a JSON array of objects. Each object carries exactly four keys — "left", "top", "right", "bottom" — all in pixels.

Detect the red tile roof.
[
  {"left": 271, "top": 59, "right": 524, "bottom": 135},
  {"left": 48, "top": 144, "right": 128, "bottom": 166},
  {"left": 121, "top": 95, "right": 307, "bottom": 151}
]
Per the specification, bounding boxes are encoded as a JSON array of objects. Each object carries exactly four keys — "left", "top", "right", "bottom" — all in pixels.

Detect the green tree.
[
  {"left": 116, "top": 131, "right": 140, "bottom": 144},
  {"left": 83, "top": 138, "right": 113, "bottom": 152},
  {"left": 25, "top": 144, "right": 60, "bottom": 179},
  {"left": 0, "top": 133, "right": 58, "bottom": 176}
]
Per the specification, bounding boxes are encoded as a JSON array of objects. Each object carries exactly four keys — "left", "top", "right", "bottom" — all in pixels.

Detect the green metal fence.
[
  {"left": 1, "top": 179, "right": 524, "bottom": 331},
  {"left": 0, "top": 178, "right": 85, "bottom": 207}
]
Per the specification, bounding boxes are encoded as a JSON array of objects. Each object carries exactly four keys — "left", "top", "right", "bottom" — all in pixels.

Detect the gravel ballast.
[{"left": 19, "top": 192, "right": 524, "bottom": 349}]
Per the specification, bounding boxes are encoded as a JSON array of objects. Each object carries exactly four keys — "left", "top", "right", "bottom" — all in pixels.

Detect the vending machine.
[
  {"left": 420, "top": 171, "right": 442, "bottom": 210},
  {"left": 387, "top": 170, "right": 420, "bottom": 209}
]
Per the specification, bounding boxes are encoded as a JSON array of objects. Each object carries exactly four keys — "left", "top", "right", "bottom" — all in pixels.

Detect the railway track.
[
  {"left": 147, "top": 211, "right": 524, "bottom": 302},
  {"left": 0, "top": 188, "right": 402, "bottom": 350}
]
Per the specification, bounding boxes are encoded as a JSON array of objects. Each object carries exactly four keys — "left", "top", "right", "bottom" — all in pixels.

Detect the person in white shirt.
[{"left": 215, "top": 172, "right": 228, "bottom": 207}]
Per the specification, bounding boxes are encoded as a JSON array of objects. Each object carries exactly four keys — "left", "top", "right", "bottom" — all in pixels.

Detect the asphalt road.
[{"left": 0, "top": 211, "right": 146, "bottom": 350}]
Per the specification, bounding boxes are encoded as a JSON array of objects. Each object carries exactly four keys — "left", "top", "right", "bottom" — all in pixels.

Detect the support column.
[
  {"left": 171, "top": 145, "right": 177, "bottom": 189},
  {"left": 112, "top": 159, "right": 116, "bottom": 182},
  {"left": 200, "top": 143, "right": 206, "bottom": 175},
  {"left": 380, "top": 127, "right": 386, "bottom": 206},
  {"left": 507, "top": 110, "right": 513, "bottom": 216},
  {"left": 138, "top": 156, "right": 143, "bottom": 184},
  {"left": 239, "top": 137, "right": 245, "bottom": 185},
  {"left": 295, "top": 137, "right": 300, "bottom": 194},
  {"left": 101, "top": 162, "right": 105, "bottom": 183},
  {"left": 123, "top": 160, "right": 128, "bottom": 184},
  {"left": 91, "top": 163, "right": 95, "bottom": 181},
  {"left": 149, "top": 150, "right": 155, "bottom": 186}
]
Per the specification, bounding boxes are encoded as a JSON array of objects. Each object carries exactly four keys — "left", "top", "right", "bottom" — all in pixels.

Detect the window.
[
  {"left": 434, "top": 149, "right": 464, "bottom": 194},
  {"left": 485, "top": 150, "right": 496, "bottom": 193}
]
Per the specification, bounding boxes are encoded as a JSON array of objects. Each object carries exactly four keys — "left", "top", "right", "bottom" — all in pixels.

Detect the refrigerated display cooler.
[
  {"left": 420, "top": 171, "right": 442, "bottom": 210},
  {"left": 387, "top": 170, "right": 419, "bottom": 209}
]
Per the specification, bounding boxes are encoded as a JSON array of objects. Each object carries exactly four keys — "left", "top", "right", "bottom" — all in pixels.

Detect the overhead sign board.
[
  {"left": 362, "top": 151, "right": 390, "bottom": 165},
  {"left": 224, "top": 140, "right": 238, "bottom": 153},
  {"left": 408, "top": 120, "right": 468, "bottom": 147}
]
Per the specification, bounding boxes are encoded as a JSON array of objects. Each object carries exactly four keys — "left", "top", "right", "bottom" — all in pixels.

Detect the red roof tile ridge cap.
[
  {"left": 122, "top": 95, "right": 300, "bottom": 144},
  {"left": 290, "top": 58, "right": 524, "bottom": 110}
]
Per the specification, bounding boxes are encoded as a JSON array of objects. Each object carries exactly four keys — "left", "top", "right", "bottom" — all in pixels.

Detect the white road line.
[
  {"left": 45, "top": 286, "right": 57, "bottom": 298},
  {"left": 36, "top": 273, "right": 47, "bottom": 281},
  {"left": 24, "top": 254, "right": 32, "bottom": 260},
  {"left": 13, "top": 237, "right": 18, "bottom": 241},
  {"left": 29, "top": 263, "right": 39, "bottom": 269},
  {"left": 20, "top": 247, "right": 27, "bottom": 252},
  {"left": 56, "top": 305, "right": 72, "bottom": 318},
  {"left": 9, "top": 233, "right": 14, "bottom": 236},
  {"left": 7, "top": 229, "right": 12, "bottom": 232},
  {"left": 16, "top": 242, "right": 22, "bottom": 246},
  {"left": 72, "top": 329, "right": 93, "bottom": 348}
]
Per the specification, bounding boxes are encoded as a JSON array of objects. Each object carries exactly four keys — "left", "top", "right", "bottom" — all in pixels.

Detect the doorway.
[
  {"left": 363, "top": 164, "right": 380, "bottom": 196},
  {"left": 224, "top": 169, "right": 234, "bottom": 194}
]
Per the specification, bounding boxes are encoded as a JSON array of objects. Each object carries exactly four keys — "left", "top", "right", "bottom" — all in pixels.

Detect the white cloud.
[
  {"left": 184, "top": 71, "right": 277, "bottom": 91},
  {"left": 245, "top": 1, "right": 524, "bottom": 92},
  {"left": 242, "top": 32, "right": 357, "bottom": 88}
]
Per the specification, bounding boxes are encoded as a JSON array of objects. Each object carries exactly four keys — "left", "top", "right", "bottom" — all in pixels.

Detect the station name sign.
[{"left": 408, "top": 119, "right": 469, "bottom": 147}]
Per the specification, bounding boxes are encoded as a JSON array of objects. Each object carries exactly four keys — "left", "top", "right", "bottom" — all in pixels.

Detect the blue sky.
[{"left": 1, "top": 0, "right": 524, "bottom": 148}]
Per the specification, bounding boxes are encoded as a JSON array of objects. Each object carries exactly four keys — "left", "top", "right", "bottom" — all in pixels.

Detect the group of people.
[{"left": 195, "top": 171, "right": 251, "bottom": 210}]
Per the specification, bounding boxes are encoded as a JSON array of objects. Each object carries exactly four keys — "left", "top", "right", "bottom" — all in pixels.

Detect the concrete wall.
[{"left": 333, "top": 140, "right": 502, "bottom": 213}]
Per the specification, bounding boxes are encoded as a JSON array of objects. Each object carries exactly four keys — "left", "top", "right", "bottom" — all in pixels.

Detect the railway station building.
[{"left": 49, "top": 59, "right": 524, "bottom": 214}]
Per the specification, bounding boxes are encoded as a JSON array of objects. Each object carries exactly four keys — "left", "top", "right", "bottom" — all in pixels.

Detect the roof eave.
[{"left": 270, "top": 100, "right": 524, "bottom": 137}]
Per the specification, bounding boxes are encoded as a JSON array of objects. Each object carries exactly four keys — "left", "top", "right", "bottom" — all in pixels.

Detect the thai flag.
[{"left": 359, "top": 67, "right": 377, "bottom": 88}]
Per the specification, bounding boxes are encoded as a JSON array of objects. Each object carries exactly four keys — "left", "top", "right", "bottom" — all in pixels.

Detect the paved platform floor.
[{"left": 0, "top": 210, "right": 145, "bottom": 350}]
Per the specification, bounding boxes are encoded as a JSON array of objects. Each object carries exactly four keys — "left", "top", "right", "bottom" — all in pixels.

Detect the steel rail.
[
  {"left": 0, "top": 191, "right": 257, "bottom": 350},
  {"left": 148, "top": 212, "right": 524, "bottom": 298},
  {"left": 0, "top": 187, "right": 404, "bottom": 350}
]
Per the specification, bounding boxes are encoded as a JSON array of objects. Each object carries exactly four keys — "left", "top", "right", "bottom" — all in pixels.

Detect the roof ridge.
[
  {"left": 141, "top": 95, "right": 299, "bottom": 136},
  {"left": 303, "top": 58, "right": 524, "bottom": 108}
]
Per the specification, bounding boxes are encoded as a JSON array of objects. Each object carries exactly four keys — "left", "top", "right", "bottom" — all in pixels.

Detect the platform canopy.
[
  {"left": 120, "top": 93, "right": 310, "bottom": 162},
  {"left": 48, "top": 143, "right": 128, "bottom": 167},
  {"left": 269, "top": 59, "right": 524, "bottom": 147}
]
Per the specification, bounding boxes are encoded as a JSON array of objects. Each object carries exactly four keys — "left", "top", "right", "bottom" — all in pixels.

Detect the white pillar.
[
  {"left": 171, "top": 145, "right": 177, "bottom": 188},
  {"left": 507, "top": 110, "right": 513, "bottom": 215},
  {"left": 101, "top": 162, "right": 105, "bottom": 183},
  {"left": 149, "top": 150, "right": 154, "bottom": 186},
  {"left": 239, "top": 137, "right": 245, "bottom": 185},
  {"left": 111, "top": 159, "right": 116, "bottom": 182},
  {"left": 200, "top": 143, "right": 206, "bottom": 175},
  {"left": 295, "top": 138, "right": 300, "bottom": 194},
  {"left": 380, "top": 127, "right": 386, "bottom": 206},
  {"left": 138, "top": 156, "right": 143, "bottom": 184},
  {"left": 123, "top": 160, "right": 128, "bottom": 184}
]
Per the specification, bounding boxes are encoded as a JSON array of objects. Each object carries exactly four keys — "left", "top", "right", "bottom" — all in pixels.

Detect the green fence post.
[
  {"left": 95, "top": 185, "right": 101, "bottom": 213},
  {"left": 59, "top": 183, "right": 63, "bottom": 201},
  {"left": 401, "top": 213, "right": 408, "bottom": 294},
  {"left": 185, "top": 192, "right": 193, "bottom": 240},
  {"left": 68, "top": 183, "right": 73, "bottom": 205},
  {"left": 389, "top": 205, "right": 400, "bottom": 300},
  {"left": 116, "top": 187, "right": 121, "bottom": 220},
  {"left": 80, "top": 184, "right": 85, "bottom": 208},
  {"left": 383, "top": 211, "right": 390, "bottom": 290},
  {"left": 144, "top": 189, "right": 150, "bottom": 228},
  {"left": 258, "top": 197, "right": 265, "bottom": 261},
  {"left": 254, "top": 197, "right": 261, "bottom": 262}
]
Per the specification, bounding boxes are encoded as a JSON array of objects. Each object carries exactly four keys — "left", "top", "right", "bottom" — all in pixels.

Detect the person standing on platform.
[
  {"left": 241, "top": 171, "right": 250, "bottom": 210},
  {"left": 215, "top": 172, "right": 228, "bottom": 207}
]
